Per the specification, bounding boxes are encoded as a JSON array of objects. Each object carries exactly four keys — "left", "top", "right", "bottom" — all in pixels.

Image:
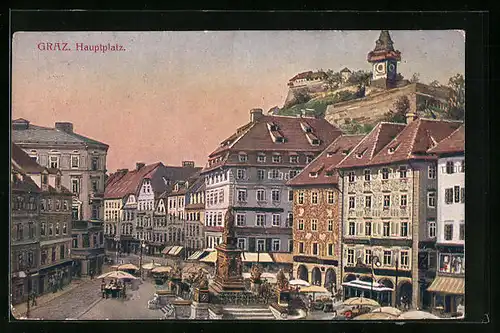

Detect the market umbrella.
[
  {"left": 142, "top": 262, "right": 162, "bottom": 270},
  {"left": 151, "top": 266, "right": 173, "bottom": 274},
  {"left": 397, "top": 310, "right": 441, "bottom": 320},
  {"left": 116, "top": 263, "right": 139, "bottom": 271},
  {"left": 343, "top": 297, "right": 381, "bottom": 307},
  {"left": 97, "top": 270, "right": 138, "bottom": 280},
  {"left": 299, "top": 285, "right": 328, "bottom": 293},
  {"left": 353, "top": 312, "right": 398, "bottom": 320},
  {"left": 289, "top": 279, "right": 310, "bottom": 287},
  {"left": 371, "top": 306, "right": 402, "bottom": 317}
]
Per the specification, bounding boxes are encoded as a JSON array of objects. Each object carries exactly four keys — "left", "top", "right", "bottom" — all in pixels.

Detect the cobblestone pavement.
[
  {"left": 79, "top": 278, "right": 164, "bottom": 320},
  {"left": 27, "top": 278, "right": 103, "bottom": 320}
]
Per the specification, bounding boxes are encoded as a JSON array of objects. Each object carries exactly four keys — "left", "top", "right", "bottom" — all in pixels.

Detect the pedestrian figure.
[
  {"left": 89, "top": 269, "right": 94, "bottom": 280},
  {"left": 59, "top": 278, "right": 64, "bottom": 291},
  {"left": 31, "top": 291, "right": 37, "bottom": 307}
]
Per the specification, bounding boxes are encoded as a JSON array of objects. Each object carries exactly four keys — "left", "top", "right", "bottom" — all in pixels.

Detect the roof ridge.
[
  {"left": 337, "top": 127, "right": 374, "bottom": 167},
  {"left": 228, "top": 121, "right": 257, "bottom": 150},
  {"left": 428, "top": 123, "right": 464, "bottom": 153},
  {"left": 407, "top": 118, "right": 423, "bottom": 158},
  {"left": 368, "top": 123, "right": 384, "bottom": 160}
]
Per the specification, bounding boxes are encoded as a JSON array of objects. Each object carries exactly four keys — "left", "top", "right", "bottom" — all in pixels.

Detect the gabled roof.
[
  {"left": 427, "top": 125, "right": 465, "bottom": 155},
  {"left": 337, "top": 122, "right": 406, "bottom": 169},
  {"left": 287, "top": 134, "right": 365, "bottom": 186},
  {"left": 11, "top": 165, "right": 40, "bottom": 193},
  {"left": 205, "top": 115, "right": 342, "bottom": 169},
  {"left": 104, "top": 163, "right": 163, "bottom": 199},
  {"left": 12, "top": 118, "right": 108, "bottom": 148},
  {"left": 11, "top": 143, "right": 45, "bottom": 173}
]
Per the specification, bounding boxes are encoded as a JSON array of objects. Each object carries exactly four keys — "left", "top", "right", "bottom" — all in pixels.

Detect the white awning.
[
  {"left": 161, "top": 246, "right": 173, "bottom": 254},
  {"left": 241, "top": 252, "right": 273, "bottom": 263},
  {"left": 342, "top": 279, "right": 393, "bottom": 292},
  {"left": 168, "top": 246, "right": 184, "bottom": 256},
  {"left": 187, "top": 250, "right": 205, "bottom": 261},
  {"left": 199, "top": 251, "right": 217, "bottom": 263}
]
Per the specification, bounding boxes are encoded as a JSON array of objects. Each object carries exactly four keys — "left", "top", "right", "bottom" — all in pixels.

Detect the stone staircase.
[{"left": 222, "top": 306, "right": 276, "bottom": 320}]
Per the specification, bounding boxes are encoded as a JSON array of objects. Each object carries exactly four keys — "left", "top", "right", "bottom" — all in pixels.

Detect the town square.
[{"left": 10, "top": 29, "right": 465, "bottom": 321}]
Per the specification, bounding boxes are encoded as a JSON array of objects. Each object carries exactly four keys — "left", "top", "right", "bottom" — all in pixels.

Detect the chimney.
[
  {"left": 250, "top": 108, "right": 264, "bottom": 122},
  {"left": 12, "top": 118, "right": 30, "bottom": 130},
  {"left": 136, "top": 162, "right": 145, "bottom": 170},
  {"left": 55, "top": 122, "right": 74, "bottom": 133},
  {"left": 406, "top": 112, "right": 417, "bottom": 124},
  {"left": 117, "top": 168, "right": 129, "bottom": 174},
  {"left": 182, "top": 161, "right": 195, "bottom": 168}
]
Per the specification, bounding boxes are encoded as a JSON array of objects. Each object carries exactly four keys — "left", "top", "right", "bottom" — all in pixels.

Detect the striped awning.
[
  {"left": 187, "top": 250, "right": 205, "bottom": 261},
  {"left": 199, "top": 250, "right": 217, "bottom": 263},
  {"left": 168, "top": 246, "right": 184, "bottom": 256},
  {"left": 270, "top": 252, "right": 294, "bottom": 264},
  {"left": 161, "top": 246, "right": 173, "bottom": 254},
  {"left": 427, "top": 276, "right": 465, "bottom": 295},
  {"left": 241, "top": 252, "right": 273, "bottom": 263}
]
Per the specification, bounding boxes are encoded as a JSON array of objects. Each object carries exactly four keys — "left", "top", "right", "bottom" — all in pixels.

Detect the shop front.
[
  {"left": 342, "top": 277, "right": 394, "bottom": 306},
  {"left": 428, "top": 275, "right": 465, "bottom": 314}
]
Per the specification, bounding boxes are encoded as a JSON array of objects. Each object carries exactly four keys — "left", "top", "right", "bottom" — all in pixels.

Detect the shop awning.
[
  {"left": 270, "top": 253, "right": 294, "bottom": 264},
  {"left": 187, "top": 250, "right": 205, "bottom": 261},
  {"left": 342, "top": 279, "right": 393, "bottom": 292},
  {"left": 200, "top": 250, "right": 218, "bottom": 263},
  {"left": 167, "top": 246, "right": 184, "bottom": 256},
  {"left": 161, "top": 246, "right": 173, "bottom": 254},
  {"left": 241, "top": 252, "right": 273, "bottom": 263},
  {"left": 427, "top": 276, "right": 464, "bottom": 295}
]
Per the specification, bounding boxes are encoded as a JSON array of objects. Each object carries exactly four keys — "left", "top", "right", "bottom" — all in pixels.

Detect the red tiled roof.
[
  {"left": 337, "top": 123, "right": 406, "bottom": 169},
  {"left": 206, "top": 115, "right": 342, "bottom": 160},
  {"left": 369, "top": 119, "right": 462, "bottom": 166},
  {"left": 11, "top": 143, "right": 45, "bottom": 173},
  {"left": 104, "top": 163, "right": 162, "bottom": 199},
  {"left": 427, "top": 125, "right": 465, "bottom": 155},
  {"left": 287, "top": 134, "right": 365, "bottom": 186}
]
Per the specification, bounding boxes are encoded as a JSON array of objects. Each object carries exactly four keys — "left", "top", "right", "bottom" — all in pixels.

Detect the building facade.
[
  {"left": 427, "top": 126, "right": 465, "bottom": 314},
  {"left": 71, "top": 219, "right": 105, "bottom": 276},
  {"left": 287, "top": 135, "right": 364, "bottom": 292},
  {"left": 12, "top": 119, "right": 108, "bottom": 223},
  {"left": 10, "top": 163, "right": 41, "bottom": 305},
  {"left": 337, "top": 117, "right": 462, "bottom": 309},
  {"left": 201, "top": 108, "right": 342, "bottom": 252},
  {"left": 184, "top": 175, "right": 206, "bottom": 256}
]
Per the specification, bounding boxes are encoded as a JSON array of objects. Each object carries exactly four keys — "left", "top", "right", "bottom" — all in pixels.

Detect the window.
[
  {"left": 289, "top": 170, "right": 299, "bottom": 179},
  {"left": 288, "top": 239, "right": 293, "bottom": 252},
  {"left": 60, "top": 244, "right": 65, "bottom": 259},
  {"left": 306, "top": 155, "right": 314, "bottom": 164},
  {"left": 383, "top": 195, "right": 391, "bottom": 209},
  {"left": 271, "top": 190, "right": 280, "bottom": 202},
  {"left": 41, "top": 199, "right": 46, "bottom": 211},
  {"left": 365, "top": 249, "right": 372, "bottom": 264},
  {"left": 311, "top": 192, "right": 318, "bottom": 204},
  {"left": 365, "top": 196, "right": 372, "bottom": 208},
  {"left": 41, "top": 222, "right": 46, "bottom": 236},
  {"left": 298, "top": 219, "right": 304, "bottom": 230},
  {"left": 92, "top": 204, "right": 99, "bottom": 219},
  {"left": 446, "top": 161, "right": 455, "bottom": 174},
  {"left": 460, "top": 160, "right": 465, "bottom": 173},
  {"left": 55, "top": 199, "right": 61, "bottom": 210},
  {"left": 272, "top": 214, "right": 281, "bottom": 227},
  {"left": 256, "top": 214, "right": 266, "bottom": 227},
  {"left": 400, "top": 251, "right": 409, "bottom": 268},
  {"left": 257, "top": 189, "right": 266, "bottom": 202},
  {"left": 445, "top": 188, "right": 454, "bottom": 204},
  {"left": 257, "top": 169, "right": 266, "bottom": 180},
  {"left": 401, "top": 222, "right": 409, "bottom": 237},
  {"left": 459, "top": 223, "right": 465, "bottom": 240},
  {"left": 217, "top": 213, "right": 223, "bottom": 226},
  {"left": 311, "top": 219, "right": 318, "bottom": 231},
  {"left": 236, "top": 214, "right": 246, "bottom": 227},
  {"left": 51, "top": 247, "right": 56, "bottom": 262},
  {"left": 400, "top": 194, "right": 407, "bottom": 207},
  {"left": 381, "top": 168, "right": 389, "bottom": 180},
  {"left": 399, "top": 166, "right": 407, "bottom": 178},
  {"left": 236, "top": 169, "right": 246, "bottom": 180},
  {"left": 454, "top": 186, "right": 461, "bottom": 203},
  {"left": 237, "top": 189, "right": 247, "bottom": 202},
  {"left": 347, "top": 249, "right": 354, "bottom": 265},
  {"left": 460, "top": 187, "right": 465, "bottom": 203},
  {"left": 290, "top": 155, "right": 298, "bottom": 163},
  {"left": 15, "top": 224, "right": 23, "bottom": 240},
  {"left": 328, "top": 220, "right": 333, "bottom": 232},
  {"left": 444, "top": 224, "right": 453, "bottom": 241},
  {"left": 286, "top": 213, "right": 293, "bottom": 227},
  {"left": 348, "top": 222, "right": 356, "bottom": 236},
  {"left": 71, "top": 178, "right": 80, "bottom": 194},
  {"left": 428, "top": 191, "right": 436, "bottom": 208},
  {"left": 348, "top": 171, "right": 355, "bottom": 183},
  {"left": 272, "top": 155, "right": 281, "bottom": 163},
  {"left": 288, "top": 190, "right": 294, "bottom": 202},
  {"left": 348, "top": 196, "right": 355, "bottom": 209},
  {"left": 41, "top": 249, "right": 47, "bottom": 265},
  {"left": 219, "top": 190, "right": 224, "bottom": 203},
  {"left": 299, "top": 242, "right": 304, "bottom": 254},
  {"left": 272, "top": 239, "right": 281, "bottom": 251},
  {"left": 91, "top": 157, "right": 99, "bottom": 171},
  {"left": 257, "top": 154, "right": 266, "bottom": 163},
  {"left": 325, "top": 244, "right": 334, "bottom": 256},
  {"left": 239, "top": 154, "right": 248, "bottom": 162},
  {"left": 364, "top": 169, "right": 371, "bottom": 181},
  {"left": 383, "top": 222, "right": 390, "bottom": 237},
  {"left": 55, "top": 223, "right": 60, "bottom": 235},
  {"left": 256, "top": 239, "right": 265, "bottom": 252},
  {"left": 28, "top": 222, "right": 35, "bottom": 239},
  {"left": 49, "top": 155, "right": 59, "bottom": 169},
  {"left": 92, "top": 179, "right": 99, "bottom": 192},
  {"left": 237, "top": 238, "right": 246, "bottom": 250},
  {"left": 327, "top": 191, "right": 334, "bottom": 204},
  {"left": 365, "top": 221, "right": 372, "bottom": 236},
  {"left": 49, "top": 223, "right": 53, "bottom": 236},
  {"left": 63, "top": 200, "right": 68, "bottom": 211},
  {"left": 428, "top": 165, "right": 437, "bottom": 179},
  {"left": 297, "top": 192, "right": 305, "bottom": 204},
  {"left": 312, "top": 243, "right": 319, "bottom": 255},
  {"left": 383, "top": 251, "right": 392, "bottom": 266},
  {"left": 71, "top": 155, "right": 79, "bottom": 168}
]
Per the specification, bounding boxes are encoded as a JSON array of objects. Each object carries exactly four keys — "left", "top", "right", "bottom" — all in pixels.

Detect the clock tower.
[{"left": 367, "top": 30, "right": 402, "bottom": 89}]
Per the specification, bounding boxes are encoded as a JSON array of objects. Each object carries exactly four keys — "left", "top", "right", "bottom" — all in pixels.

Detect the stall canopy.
[
  {"left": 199, "top": 250, "right": 218, "bottom": 263},
  {"left": 269, "top": 253, "right": 294, "bottom": 264},
  {"left": 187, "top": 250, "right": 205, "bottom": 261},
  {"left": 162, "top": 246, "right": 184, "bottom": 257},
  {"left": 427, "top": 276, "right": 465, "bottom": 295},
  {"left": 342, "top": 279, "right": 394, "bottom": 292},
  {"left": 241, "top": 252, "right": 273, "bottom": 263}
]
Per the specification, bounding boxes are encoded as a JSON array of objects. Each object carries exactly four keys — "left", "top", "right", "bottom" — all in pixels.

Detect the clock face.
[
  {"left": 388, "top": 63, "right": 396, "bottom": 72},
  {"left": 375, "top": 62, "right": 386, "bottom": 74}
]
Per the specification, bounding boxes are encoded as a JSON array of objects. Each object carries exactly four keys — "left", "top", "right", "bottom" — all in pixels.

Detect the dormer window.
[
  {"left": 306, "top": 155, "right": 314, "bottom": 164},
  {"left": 342, "top": 150, "right": 349, "bottom": 155},
  {"left": 238, "top": 153, "right": 248, "bottom": 162},
  {"left": 309, "top": 172, "right": 318, "bottom": 178},
  {"left": 289, "top": 155, "right": 299, "bottom": 164},
  {"left": 300, "top": 123, "right": 313, "bottom": 133},
  {"left": 272, "top": 154, "right": 281, "bottom": 163},
  {"left": 275, "top": 136, "right": 285, "bottom": 143},
  {"left": 311, "top": 139, "right": 320, "bottom": 145},
  {"left": 325, "top": 171, "right": 333, "bottom": 177},
  {"left": 268, "top": 123, "right": 279, "bottom": 131},
  {"left": 356, "top": 149, "right": 367, "bottom": 159},
  {"left": 257, "top": 153, "right": 266, "bottom": 163}
]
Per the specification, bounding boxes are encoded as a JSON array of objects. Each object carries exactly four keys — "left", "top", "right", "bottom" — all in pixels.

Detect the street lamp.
[
  {"left": 139, "top": 240, "right": 147, "bottom": 279},
  {"left": 370, "top": 255, "right": 381, "bottom": 300}
]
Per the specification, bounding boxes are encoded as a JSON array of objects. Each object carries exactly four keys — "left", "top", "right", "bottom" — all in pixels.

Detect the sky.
[{"left": 12, "top": 30, "right": 465, "bottom": 173}]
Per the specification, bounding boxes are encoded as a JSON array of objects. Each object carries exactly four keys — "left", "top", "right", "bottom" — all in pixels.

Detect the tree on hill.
[
  {"left": 348, "top": 70, "right": 372, "bottom": 86},
  {"left": 446, "top": 73, "right": 465, "bottom": 120},
  {"left": 325, "top": 69, "right": 342, "bottom": 89},
  {"left": 384, "top": 95, "right": 410, "bottom": 123}
]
